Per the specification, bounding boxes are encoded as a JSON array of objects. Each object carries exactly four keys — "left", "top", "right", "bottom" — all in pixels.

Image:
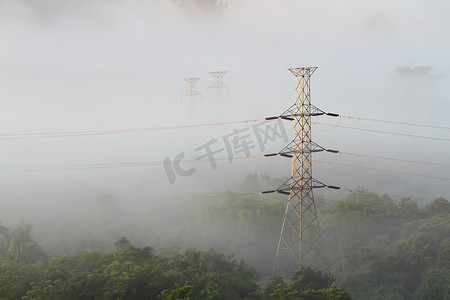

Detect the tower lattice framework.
[
  {"left": 183, "top": 78, "right": 202, "bottom": 103},
  {"left": 271, "top": 67, "right": 337, "bottom": 275},
  {"left": 208, "top": 71, "right": 227, "bottom": 101}
]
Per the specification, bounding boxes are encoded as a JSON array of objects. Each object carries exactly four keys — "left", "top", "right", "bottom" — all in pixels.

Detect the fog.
[{"left": 0, "top": 0, "right": 449, "bottom": 273}]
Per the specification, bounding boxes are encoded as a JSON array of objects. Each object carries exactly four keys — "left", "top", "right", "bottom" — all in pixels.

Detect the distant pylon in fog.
[
  {"left": 183, "top": 78, "right": 202, "bottom": 103},
  {"left": 208, "top": 71, "right": 227, "bottom": 101}
]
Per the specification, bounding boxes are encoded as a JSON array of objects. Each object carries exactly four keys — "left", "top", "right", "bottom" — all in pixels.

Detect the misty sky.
[{"left": 0, "top": 0, "right": 449, "bottom": 226}]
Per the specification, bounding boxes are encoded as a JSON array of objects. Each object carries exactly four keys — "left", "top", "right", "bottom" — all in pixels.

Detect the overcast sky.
[{"left": 0, "top": 0, "right": 449, "bottom": 225}]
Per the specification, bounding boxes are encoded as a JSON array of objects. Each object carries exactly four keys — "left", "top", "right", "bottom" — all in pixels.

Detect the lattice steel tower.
[
  {"left": 183, "top": 78, "right": 202, "bottom": 103},
  {"left": 264, "top": 67, "right": 339, "bottom": 275},
  {"left": 208, "top": 71, "right": 227, "bottom": 101}
]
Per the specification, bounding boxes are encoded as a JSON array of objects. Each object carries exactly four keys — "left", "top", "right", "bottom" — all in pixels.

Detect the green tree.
[
  {"left": 160, "top": 282, "right": 196, "bottom": 300},
  {"left": 290, "top": 265, "right": 335, "bottom": 293},
  {"left": 269, "top": 266, "right": 341, "bottom": 300},
  {"left": 114, "top": 236, "right": 132, "bottom": 254},
  {"left": 8, "top": 223, "right": 46, "bottom": 263},
  {"left": 414, "top": 267, "right": 450, "bottom": 300},
  {"left": 299, "top": 286, "right": 352, "bottom": 300},
  {"left": 0, "top": 222, "right": 9, "bottom": 258},
  {"left": 427, "top": 197, "right": 450, "bottom": 215},
  {"left": 270, "top": 283, "right": 299, "bottom": 300},
  {"left": 265, "top": 276, "right": 285, "bottom": 298},
  {"left": 0, "top": 261, "right": 46, "bottom": 300}
]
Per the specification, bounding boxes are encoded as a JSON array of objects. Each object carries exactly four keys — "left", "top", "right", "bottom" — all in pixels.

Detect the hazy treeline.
[
  {"left": 0, "top": 175, "right": 449, "bottom": 299},
  {"left": 313, "top": 190, "right": 450, "bottom": 299},
  {"left": 0, "top": 229, "right": 350, "bottom": 299},
  {"left": 0, "top": 234, "right": 260, "bottom": 299}
]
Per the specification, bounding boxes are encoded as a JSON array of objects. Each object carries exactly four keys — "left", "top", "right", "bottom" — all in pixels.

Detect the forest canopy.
[{"left": 0, "top": 185, "right": 448, "bottom": 299}]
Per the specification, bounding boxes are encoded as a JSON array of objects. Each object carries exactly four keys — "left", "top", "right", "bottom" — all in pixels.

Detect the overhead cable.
[
  {"left": 0, "top": 59, "right": 285, "bottom": 71},
  {"left": 4, "top": 155, "right": 449, "bottom": 182},
  {"left": 319, "top": 63, "right": 450, "bottom": 70},
  {"left": 1, "top": 115, "right": 449, "bottom": 141},
  {"left": 314, "top": 159, "right": 450, "bottom": 181},
  {"left": 313, "top": 122, "right": 450, "bottom": 142},
  {"left": 2, "top": 59, "right": 450, "bottom": 71},
  {"left": 341, "top": 115, "right": 450, "bottom": 130},
  {"left": 0, "top": 119, "right": 266, "bottom": 140},
  {"left": 341, "top": 152, "right": 450, "bottom": 168}
]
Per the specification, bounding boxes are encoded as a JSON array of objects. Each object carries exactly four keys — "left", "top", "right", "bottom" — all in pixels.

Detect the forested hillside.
[
  {"left": 0, "top": 181, "right": 448, "bottom": 299},
  {"left": 313, "top": 190, "right": 450, "bottom": 299},
  {"left": 0, "top": 227, "right": 350, "bottom": 299}
]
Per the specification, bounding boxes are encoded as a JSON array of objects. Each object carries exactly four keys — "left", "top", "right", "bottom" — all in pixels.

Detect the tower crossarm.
[
  {"left": 264, "top": 142, "right": 338, "bottom": 158},
  {"left": 262, "top": 179, "right": 340, "bottom": 195},
  {"left": 265, "top": 105, "right": 339, "bottom": 121}
]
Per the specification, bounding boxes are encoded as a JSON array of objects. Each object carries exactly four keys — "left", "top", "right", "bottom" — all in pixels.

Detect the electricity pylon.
[
  {"left": 263, "top": 67, "right": 339, "bottom": 275},
  {"left": 208, "top": 71, "right": 227, "bottom": 101},
  {"left": 183, "top": 78, "right": 202, "bottom": 103}
]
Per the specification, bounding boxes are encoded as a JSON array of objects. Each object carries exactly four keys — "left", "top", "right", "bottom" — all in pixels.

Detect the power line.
[
  {"left": 0, "top": 119, "right": 266, "bottom": 140},
  {"left": 339, "top": 188, "right": 431, "bottom": 202},
  {"left": 1, "top": 113, "right": 449, "bottom": 141},
  {"left": 266, "top": 148, "right": 450, "bottom": 170},
  {"left": 319, "top": 63, "right": 450, "bottom": 70},
  {"left": 0, "top": 155, "right": 264, "bottom": 172},
  {"left": 213, "top": 188, "right": 441, "bottom": 204},
  {"left": 176, "top": 192, "right": 446, "bottom": 218},
  {"left": 2, "top": 155, "right": 447, "bottom": 204},
  {"left": 0, "top": 59, "right": 285, "bottom": 71},
  {"left": 2, "top": 153, "right": 449, "bottom": 181},
  {"left": 315, "top": 195, "right": 445, "bottom": 217},
  {"left": 313, "top": 122, "right": 450, "bottom": 142},
  {"left": 146, "top": 190, "right": 447, "bottom": 210},
  {"left": 341, "top": 152, "right": 450, "bottom": 168},
  {"left": 2, "top": 59, "right": 450, "bottom": 71},
  {"left": 314, "top": 159, "right": 450, "bottom": 181},
  {"left": 341, "top": 115, "right": 450, "bottom": 130}
]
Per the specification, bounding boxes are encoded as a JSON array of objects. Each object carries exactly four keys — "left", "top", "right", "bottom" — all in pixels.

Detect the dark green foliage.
[
  {"left": 156, "top": 248, "right": 260, "bottom": 300},
  {"left": 266, "top": 267, "right": 349, "bottom": 300},
  {"left": 414, "top": 267, "right": 450, "bottom": 300},
  {"left": 264, "top": 276, "right": 285, "bottom": 297},
  {"left": 316, "top": 190, "right": 449, "bottom": 299},
  {"left": 0, "top": 222, "right": 47, "bottom": 300},
  {"left": 0, "top": 222, "right": 10, "bottom": 259},
  {"left": 8, "top": 223, "right": 47, "bottom": 263},
  {"left": 3, "top": 236, "right": 259, "bottom": 300},
  {"left": 0, "top": 223, "right": 351, "bottom": 300},
  {"left": 0, "top": 260, "right": 46, "bottom": 300},
  {"left": 114, "top": 236, "right": 132, "bottom": 254},
  {"left": 0, "top": 183, "right": 448, "bottom": 299},
  {"left": 427, "top": 197, "right": 450, "bottom": 215},
  {"left": 160, "top": 282, "right": 195, "bottom": 300},
  {"left": 290, "top": 265, "right": 336, "bottom": 293},
  {"left": 270, "top": 284, "right": 299, "bottom": 300},
  {"left": 299, "top": 286, "right": 352, "bottom": 300}
]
